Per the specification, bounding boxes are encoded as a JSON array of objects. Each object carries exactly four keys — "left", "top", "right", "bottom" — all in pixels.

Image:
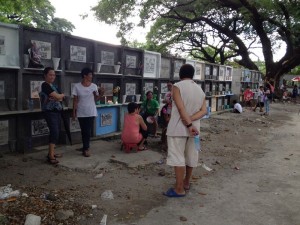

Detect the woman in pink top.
[{"left": 121, "top": 102, "right": 148, "bottom": 150}]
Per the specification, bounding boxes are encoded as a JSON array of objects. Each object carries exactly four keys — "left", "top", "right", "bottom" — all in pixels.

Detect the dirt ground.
[{"left": 0, "top": 102, "right": 299, "bottom": 225}]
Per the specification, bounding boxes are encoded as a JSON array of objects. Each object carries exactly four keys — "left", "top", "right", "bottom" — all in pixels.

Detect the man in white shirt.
[
  {"left": 232, "top": 100, "right": 243, "bottom": 113},
  {"left": 163, "top": 64, "right": 207, "bottom": 197}
]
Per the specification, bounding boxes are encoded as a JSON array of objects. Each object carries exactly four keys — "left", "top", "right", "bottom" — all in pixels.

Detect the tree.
[
  {"left": 0, "top": 0, "right": 74, "bottom": 33},
  {"left": 92, "top": 0, "right": 300, "bottom": 86}
]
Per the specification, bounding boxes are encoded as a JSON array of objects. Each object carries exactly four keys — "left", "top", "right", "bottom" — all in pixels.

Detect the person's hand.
[
  {"left": 98, "top": 87, "right": 105, "bottom": 96},
  {"left": 188, "top": 125, "right": 199, "bottom": 136},
  {"left": 93, "top": 90, "right": 97, "bottom": 97}
]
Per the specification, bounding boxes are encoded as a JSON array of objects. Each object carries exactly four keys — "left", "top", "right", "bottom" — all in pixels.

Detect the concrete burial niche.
[
  {"left": 0, "top": 71, "right": 18, "bottom": 111},
  {"left": 160, "top": 56, "right": 172, "bottom": 79},
  {"left": 23, "top": 27, "right": 61, "bottom": 69},
  {"left": 95, "top": 41, "right": 122, "bottom": 74},
  {"left": 123, "top": 47, "right": 143, "bottom": 76},
  {"left": 186, "top": 59, "right": 205, "bottom": 81},
  {"left": 0, "top": 23, "right": 20, "bottom": 68},
  {"left": 172, "top": 57, "right": 184, "bottom": 80},
  {"left": 64, "top": 35, "right": 95, "bottom": 72},
  {"left": 143, "top": 50, "right": 161, "bottom": 79}
]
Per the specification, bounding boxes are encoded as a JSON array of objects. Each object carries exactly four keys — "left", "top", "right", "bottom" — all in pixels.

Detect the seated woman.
[
  {"left": 141, "top": 91, "right": 160, "bottom": 137},
  {"left": 121, "top": 102, "right": 148, "bottom": 150}
]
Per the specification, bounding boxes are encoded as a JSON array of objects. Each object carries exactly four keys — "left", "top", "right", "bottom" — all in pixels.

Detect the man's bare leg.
[
  {"left": 174, "top": 166, "right": 186, "bottom": 194},
  {"left": 183, "top": 166, "right": 193, "bottom": 189}
]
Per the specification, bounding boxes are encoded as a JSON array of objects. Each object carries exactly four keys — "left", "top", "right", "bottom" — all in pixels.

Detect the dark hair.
[
  {"left": 43, "top": 67, "right": 54, "bottom": 76},
  {"left": 167, "top": 80, "right": 174, "bottom": 84},
  {"left": 179, "top": 64, "right": 194, "bottom": 79},
  {"left": 233, "top": 100, "right": 237, "bottom": 104},
  {"left": 81, "top": 67, "right": 93, "bottom": 78},
  {"left": 146, "top": 91, "right": 153, "bottom": 96},
  {"left": 246, "top": 86, "right": 250, "bottom": 89},
  {"left": 128, "top": 102, "right": 139, "bottom": 113}
]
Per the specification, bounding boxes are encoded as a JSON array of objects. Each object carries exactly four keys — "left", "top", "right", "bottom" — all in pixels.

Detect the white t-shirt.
[
  {"left": 167, "top": 80, "right": 205, "bottom": 137},
  {"left": 257, "top": 90, "right": 264, "bottom": 103},
  {"left": 72, "top": 82, "right": 98, "bottom": 117},
  {"left": 234, "top": 103, "right": 243, "bottom": 113}
]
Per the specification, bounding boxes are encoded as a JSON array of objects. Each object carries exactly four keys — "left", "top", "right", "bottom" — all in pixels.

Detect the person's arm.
[
  {"left": 138, "top": 115, "right": 147, "bottom": 131},
  {"left": 172, "top": 86, "right": 198, "bottom": 136},
  {"left": 72, "top": 95, "right": 78, "bottom": 120},
  {"left": 49, "top": 91, "right": 64, "bottom": 101},
  {"left": 43, "top": 83, "right": 64, "bottom": 101},
  {"left": 190, "top": 98, "right": 207, "bottom": 121},
  {"left": 93, "top": 86, "right": 104, "bottom": 101}
]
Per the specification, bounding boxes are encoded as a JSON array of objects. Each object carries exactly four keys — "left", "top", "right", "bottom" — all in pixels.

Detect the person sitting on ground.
[
  {"left": 232, "top": 100, "right": 243, "bottom": 113},
  {"left": 141, "top": 91, "right": 160, "bottom": 137},
  {"left": 253, "top": 86, "right": 265, "bottom": 112},
  {"left": 282, "top": 89, "right": 291, "bottom": 103},
  {"left": 121, "top": 102, "right": 148, "bottom": 151},
  {"left": 243, "top": 86, "right": 254, "bottom": 108}
]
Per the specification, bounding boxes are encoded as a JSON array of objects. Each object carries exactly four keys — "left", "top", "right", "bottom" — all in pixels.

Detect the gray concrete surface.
[
  {"left": 129, "top": 111, "right": 300, "bottom": 225},
  {"left": 29, "top": 139, "right": 163, "bottom": 171}
]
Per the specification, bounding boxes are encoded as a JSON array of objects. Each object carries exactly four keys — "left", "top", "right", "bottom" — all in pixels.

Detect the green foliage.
[
  {"left": 92, "top": 0, "right": 300, "bottom": 83},
  {"left": 0, "top": 0, "right": 74, "bottom": 33}
]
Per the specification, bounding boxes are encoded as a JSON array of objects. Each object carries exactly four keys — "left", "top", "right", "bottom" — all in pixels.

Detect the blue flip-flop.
[{"left": 163, "top": 188, "right": 186, "bottom": 197}]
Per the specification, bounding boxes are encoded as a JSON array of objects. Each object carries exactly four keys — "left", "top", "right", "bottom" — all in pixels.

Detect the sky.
[{"left": 49, "top": 0, "right": 147, "bottom": 45}]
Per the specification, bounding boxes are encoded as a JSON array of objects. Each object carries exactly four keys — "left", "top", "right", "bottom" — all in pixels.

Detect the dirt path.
[
  {"left": 135, "top": 103, "right": 300, "bottom": 225},
  {"left": 0, "top": 103, "right": 299, "bottom": 225}
]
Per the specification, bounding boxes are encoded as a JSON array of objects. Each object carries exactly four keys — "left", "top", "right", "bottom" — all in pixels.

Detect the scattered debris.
[
  {"left": 101, "top": 190, "right": 114, "bottom": 200},
  {"left": 0, "top": 184, "right": 20, "bottom": 200},
  {"left": 179, "top": 216, "right": 187, "bottom": 221},
  {"left": 158, "top": 170, "right": 165, "bottom": 176},
  {"left": 156, "top": 159, "right": 164, "bottom": 164},
  {"left": 234, "top": 166, "right": 240, "bottom": 170},
  {"left": 24, "top": 214, "right": 41, "bottom": 225},
  {"left": 94, "top": 173, "right": 104, "bottom": 179},
  {"left": 100, "top": 214, "right": 107, "bottom": 225},
  {"left": 284, "top": 158, "right": 290, "bottom": 160},
  {"left": 201, "top": 164, "right": 213, "bottom": 172},
  {"left": 55, "top": 209, "right": 74, "bottom": 221}
]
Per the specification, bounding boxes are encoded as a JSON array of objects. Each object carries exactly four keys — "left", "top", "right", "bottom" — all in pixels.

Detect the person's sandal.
[
  {"left": 82, "top": 150, "right": 91, "bottom": 157},
  {"left": 47, "top": 155, "right": 59, "bottom": 164}
]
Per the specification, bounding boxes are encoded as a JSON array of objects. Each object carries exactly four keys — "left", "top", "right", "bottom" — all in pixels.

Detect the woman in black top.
[{"left": 40, "top": 67, "right": 65, "bottom": 164}]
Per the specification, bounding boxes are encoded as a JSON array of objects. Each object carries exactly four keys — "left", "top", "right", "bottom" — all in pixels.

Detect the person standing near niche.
[
  {"left": 72, "top": 68, "right": 104, "bottom": 157},
  {"left": 40, "top": 67, "right": 65, "bottom": 164}
]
